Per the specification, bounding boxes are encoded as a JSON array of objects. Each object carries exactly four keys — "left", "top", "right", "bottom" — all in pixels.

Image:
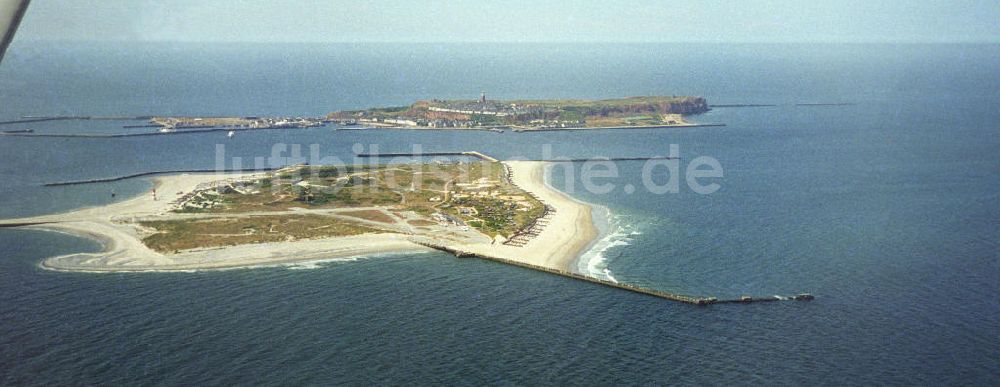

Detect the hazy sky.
[{"left": 16, "top": 0, "right": 1000, "bottom": 43}]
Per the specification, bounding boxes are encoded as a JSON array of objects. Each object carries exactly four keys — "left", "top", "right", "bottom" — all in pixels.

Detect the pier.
[{"left": 411, "top": 240, "right": 813, "bottom": 306}]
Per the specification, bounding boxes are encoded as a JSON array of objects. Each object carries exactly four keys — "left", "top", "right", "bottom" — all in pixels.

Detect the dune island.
[
  {"left": 0, "top": 158, "right": 596, "bottom": 274},
  {"left": 0, "top": 155, "right": 813, "bottom": 304}
]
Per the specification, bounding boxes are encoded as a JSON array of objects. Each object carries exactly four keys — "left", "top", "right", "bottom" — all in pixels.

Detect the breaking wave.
[
  {"left": 284, "top": 251, "right": 432, "bottom": 270},
  {"left": 577, "top": 207, "right": 636, "bottom": 283}
]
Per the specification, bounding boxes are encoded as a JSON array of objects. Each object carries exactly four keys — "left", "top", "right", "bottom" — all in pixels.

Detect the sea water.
[{"left": 1, "top": 42, "right": 999, "bottom": 384}]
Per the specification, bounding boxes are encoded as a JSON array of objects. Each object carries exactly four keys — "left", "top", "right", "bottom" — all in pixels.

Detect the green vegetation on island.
[
  {"left": 140, "top": 161, "right": 546, "bottom": 252},
  {"left": 327, "top": 95, "right": 709, "bottom": 129}
]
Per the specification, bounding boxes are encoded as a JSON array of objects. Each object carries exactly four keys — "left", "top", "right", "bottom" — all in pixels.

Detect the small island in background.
[
  {"left": 1, "top": 95, "right": 718, "bottom": 137},
  {"left": 327, "top": 94, "right": 712, "bottom": 131}
]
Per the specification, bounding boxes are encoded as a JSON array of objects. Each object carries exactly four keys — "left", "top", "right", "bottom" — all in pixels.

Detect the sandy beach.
[
  {"left": 0, "top": 162, "right": 600, "bottom": 273},
  {"left": 0, "top": 172, "right": 433, "bottom": 272},
  {"left": 450, "top": 161, "right": 598, "bottom": 270}
]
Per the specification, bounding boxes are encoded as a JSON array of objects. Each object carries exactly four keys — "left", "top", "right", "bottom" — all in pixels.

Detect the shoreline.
[
  {"left": 34, "top": 224, "right": 433, "bottom": 273},
  {"left": 575, "top": 204, "right": 619, "bottom": 282},
  {"left": 0, "top": 161, "right": 601, "bottom": 273},
  {"left": 0, "top": 122, "right": 724, "bottom": 138},
  {"left": 0, "top": 171, "right": 432, "bottom": 272},
  {"left": 341, "top": 122, "right": 724, "bottom": 132},
  {"left": 538, "top": 163, "right": 614, "bottom": 276},
  {"left": 449, "top": 161, "right": 598, "bottom": 271}
]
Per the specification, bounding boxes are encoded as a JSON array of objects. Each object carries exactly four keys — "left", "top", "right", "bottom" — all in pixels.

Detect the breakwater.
[
  {"left": 412, "top": 240, "right": 813, "bottom": 306},
  {"left": 43, "top": 167, "right": 290, "bottom": 187},
  {"left": 0, "top": 117, "right": 72, "bottom": 125},
  {"left": 356, "top": 151, "right": 676, "bottom": 163},
  {"left": 0, "top": 116, "right": 154, "bottom": 125},
  {"left": 1, "top": 128, "right": 228, "bottom": 138},
  {"left": 710, "top": 103, "right": 854, "bottom": 108},
  {"left": 540, "top": 156, "right": 680, "bottom": 162},
  {"left": 355, "top": 151, "right": 499, "bottom": 162},
  {"left": 513, "top": 123, "right": 725, "bottom": 132},
  {"left": 46, "top": 155, "right": 519, "bottom": 187},
  {"left": 710, "top": 104, "right": 777, "bottom": 108},
  {"left": 336, "top": 126, "right": 502, "bottom": 132},
  {"left": 0, "top": 221, "right": 50, "bottom": 228},
  {"left": 0, "top": 125, "right": 318, "bottom": 138}
]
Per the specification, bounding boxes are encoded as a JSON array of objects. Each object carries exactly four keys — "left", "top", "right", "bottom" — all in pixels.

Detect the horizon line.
[{"left": 13, "top": 39, "right": 1000, "bottom": 45}]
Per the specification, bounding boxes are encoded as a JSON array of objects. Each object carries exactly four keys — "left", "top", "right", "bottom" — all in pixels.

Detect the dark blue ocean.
[{"left": 1, "top": 43, "right": 999, "bottom": 384}]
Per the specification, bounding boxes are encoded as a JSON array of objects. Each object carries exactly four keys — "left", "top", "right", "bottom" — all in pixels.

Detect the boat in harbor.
[{"left": 227, "top": 130, "right": 235, "bottom": 138}]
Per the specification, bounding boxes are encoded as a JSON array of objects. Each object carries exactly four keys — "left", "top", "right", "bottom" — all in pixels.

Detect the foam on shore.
[
  {"left": 576, "top": 205, "right": 634, "bottom": 283},
  {"left": 535, "top": 163, "right": 627, "bottom": 280},
  {"left": 538, "top": 163, "right": 610, "bottom": 274},
  {"left": 284, "top": 251, "right": 432, "bottom": 270}
]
